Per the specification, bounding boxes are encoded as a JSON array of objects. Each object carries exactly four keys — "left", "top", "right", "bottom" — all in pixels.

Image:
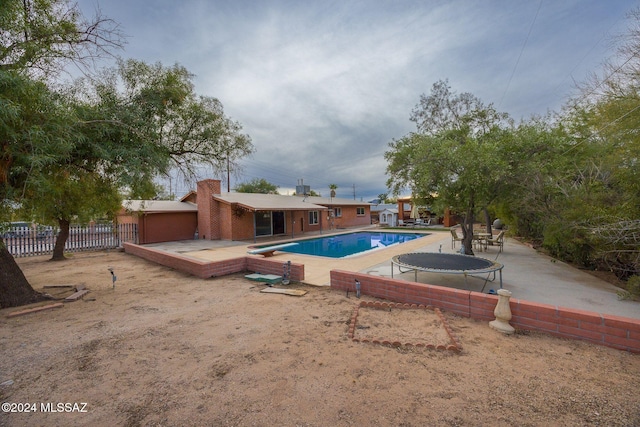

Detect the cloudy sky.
[{"left": 76, "top": 0, "right": 637, "bottom": 200}]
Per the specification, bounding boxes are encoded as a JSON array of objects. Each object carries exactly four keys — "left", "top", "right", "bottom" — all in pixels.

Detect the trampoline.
[{"left": 391, "top": 252, "right": 503, "bottom": 292}]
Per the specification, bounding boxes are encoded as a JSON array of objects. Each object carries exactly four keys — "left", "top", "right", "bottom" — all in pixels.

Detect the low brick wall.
[
  {"left": 123, "top": 243, "right": 304, "bottom": 281},
  {"left": 331, "top": 270, "right": 640, "bottom": 353},
  {"left": 246, "top": 257, "right": 304, "bottom": 281}
]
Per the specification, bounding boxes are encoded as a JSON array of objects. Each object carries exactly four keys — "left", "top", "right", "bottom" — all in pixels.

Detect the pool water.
[{"left": 274, "top": 231, "right": 429, "bottom": 258}]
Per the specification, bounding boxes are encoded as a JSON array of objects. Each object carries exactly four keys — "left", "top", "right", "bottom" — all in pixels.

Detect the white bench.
[{"left": 247, "top": 242, "right": 298, "bottom": 257}]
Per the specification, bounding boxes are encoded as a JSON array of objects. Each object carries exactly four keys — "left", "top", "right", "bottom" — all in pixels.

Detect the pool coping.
[
  {"left": 248, "top": 230, "right": 432, "bottom": 259},
  {"left": 169, "top": 229, "right": 447, "bottom": 286},
  {"left": 125, "top": 227, "right": 448, "bottom": 286}
]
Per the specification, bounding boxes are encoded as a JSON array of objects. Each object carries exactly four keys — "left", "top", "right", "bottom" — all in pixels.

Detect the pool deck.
[
  {"left": 146, "top": 228, "right": 443, "bottom": 287},
  {"left": 141, "top": 226, "right": 640, "bottom": 320}
]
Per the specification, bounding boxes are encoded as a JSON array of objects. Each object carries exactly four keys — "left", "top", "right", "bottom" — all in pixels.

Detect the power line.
[
  {"left": 562, "top": 102, "right": 640, "bottom": 156},
  {"left": 498, "top": 0, "right": 542, "bottom": 109},
  {"left": 546, "top": 9, "right": 628, "bottom": 104}
]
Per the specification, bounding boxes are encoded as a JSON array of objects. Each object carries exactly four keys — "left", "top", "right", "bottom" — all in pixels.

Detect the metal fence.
[{"left": 2, "top": 224, "right": 138, "bottom": 258}]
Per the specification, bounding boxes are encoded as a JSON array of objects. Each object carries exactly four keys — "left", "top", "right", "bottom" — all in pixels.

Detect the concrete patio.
[{"left": 140, "top": 227, "right": 639, "bottom": 320}]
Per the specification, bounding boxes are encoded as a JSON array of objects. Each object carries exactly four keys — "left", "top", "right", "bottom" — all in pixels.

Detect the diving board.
[{"left": 247, "top": 242, "right": 298, "bottom": 257}]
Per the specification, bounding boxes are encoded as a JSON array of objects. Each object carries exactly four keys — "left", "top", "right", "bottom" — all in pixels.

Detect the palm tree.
[{"left": 329, "top": 184, "right": 337, "bottom": 198}]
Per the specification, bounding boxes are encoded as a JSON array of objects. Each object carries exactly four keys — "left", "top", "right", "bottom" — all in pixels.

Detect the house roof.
[
  {"left": 180, "top": 191, "right": 197, "bottom": 203},
  {"left": 123, "top": 193, "right": 371, "bottom": 213},
  {"left": 122, "top": 200, "right": 198, "bottom": 213},
  {"left": 213, "top": 193, "right": 329, "bottom": 211},
  {"left": 303, "top": 196, "right": 371, "bottom": 206},
  {"left": 370, "top": 203, "right": 398, "bottom": 212},
  {"left": 380, "top": 208, "right": 398, "bottom": 214}
]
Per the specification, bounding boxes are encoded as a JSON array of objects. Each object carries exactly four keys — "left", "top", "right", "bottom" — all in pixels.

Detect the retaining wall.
[
  {"left": 331, "top": 270, "right": 640, "bottom": 353},
  {"left": 123, "top": 243, "right": 304, "bottom": 281}
]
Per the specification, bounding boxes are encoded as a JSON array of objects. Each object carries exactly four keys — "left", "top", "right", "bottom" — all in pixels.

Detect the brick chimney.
[{"left": 197, "top": 179, "right": 221, "bottom": 240}]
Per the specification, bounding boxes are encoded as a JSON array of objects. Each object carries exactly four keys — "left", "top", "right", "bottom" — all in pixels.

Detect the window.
[
  {"left": 334, "top": 207, "right": 342, "bottom": 217},
  {"left": 356, "top": 207, "right": 365, "bottom": 216},
  {"left": 255, "top": 212, "right": 272, "bottom": 236},
  {"left": 309, "top": 211, "right": 319, "bottom": 225}
]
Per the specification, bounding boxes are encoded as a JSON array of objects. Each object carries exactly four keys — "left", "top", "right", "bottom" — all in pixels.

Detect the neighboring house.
[
  {"left": 300, "top": 194, "right": 371, "bottom": 233},
  {"left": 120, "top": 179, "right": 372, "bottom": 244}
]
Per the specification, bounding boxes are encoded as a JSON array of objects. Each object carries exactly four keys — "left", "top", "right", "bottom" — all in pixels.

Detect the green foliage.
[
  {"left": 20, "top": 170, "right": 122, "bottom": 226},
  {"left": 1, "top": 3, "right": 253, "bottom": 263},
  {"left": 0, "top": 70, "right": 75, "bottom": 210},
  {"left": 73, "top": 59, "right": 254, "bottom": 183},
  {"left": 386, "top": 80, "right": 514, "bottom": 253},
  {"left": 235, "top": 178, "right": 279, "bottom": 194},
  {"left": 620, "top": 276, "right": 640, "bottom": 300},
  {"left": 0, "top": 0, "right": 123, "bottom": 76},
  {"left": 542, "top": 221, "right": 594, "bottom": 267}
]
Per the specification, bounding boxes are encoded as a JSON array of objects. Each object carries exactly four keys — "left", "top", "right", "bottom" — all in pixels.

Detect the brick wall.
[
  {"left": 139, "top": 212, "right": 197, "bottom": 244},
  {"left": 196, "top": 179, "right": 221, "bottom": 240},
  {"left": 246, "top": 257, "right": 304, "bottom": 280},
  {"left": 123, "top": 243, "right": 304, "bottom": 282},
  {"left": 333, "top": 205, "right": 371, "bottom": 229},
  {"left": 330, "top": 270, "right": 640, "bottom": 353}
]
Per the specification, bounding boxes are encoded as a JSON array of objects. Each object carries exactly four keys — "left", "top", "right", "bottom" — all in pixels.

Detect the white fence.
[{"left": 2, "top": 224, "right": 138, "bottom": 258}]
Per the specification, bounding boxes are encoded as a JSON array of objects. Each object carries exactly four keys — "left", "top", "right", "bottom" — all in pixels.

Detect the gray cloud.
[{"left": 77, "top": 0, "right": 635, "bottom": 200}]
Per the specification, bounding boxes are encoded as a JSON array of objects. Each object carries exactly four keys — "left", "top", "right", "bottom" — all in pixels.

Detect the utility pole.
[
  {"left": 226, "top": 156, "right": 230, "bottom": 192},
  {"left": 352, "top": 184, "right": 356, "bottom": 200}
]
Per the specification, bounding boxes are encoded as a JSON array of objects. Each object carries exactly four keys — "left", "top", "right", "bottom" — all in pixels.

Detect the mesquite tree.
[{"left": 385, "top": 80, "right": 512, "bottom": 254}]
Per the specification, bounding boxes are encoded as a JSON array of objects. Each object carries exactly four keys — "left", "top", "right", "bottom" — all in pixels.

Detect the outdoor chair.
[
  {"left": 450, "top": 228, "right": 463, "bottom": 249},
  {"left": 486, "top": 230, "right": 505, "bottom": 252}
]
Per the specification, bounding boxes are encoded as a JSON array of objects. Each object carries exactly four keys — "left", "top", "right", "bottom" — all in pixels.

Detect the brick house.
[
  {"left": 119, "top": 179, "right": 372, "bottom": 244},
  {"left": 117, "top": 200, "right": 198, "bottom": 244}
]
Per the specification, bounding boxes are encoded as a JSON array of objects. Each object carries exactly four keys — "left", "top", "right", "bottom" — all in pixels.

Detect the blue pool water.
[{"left": 273, "top": 231, "right": 429, "bottom": 258}]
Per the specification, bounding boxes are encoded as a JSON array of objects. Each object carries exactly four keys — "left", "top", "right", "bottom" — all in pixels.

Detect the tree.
[
  {"left": 491, "top": 117, "right": 571, "bottom": 240},
  {"left": 1, "top": 0, "right": 124, "bottom": 308},
  {"left": 235, "top": 178, "right": 279, "bottom": 194},
  {"left": 377, "top": 193, "right": 389, "bottom": 204},
  {"left": 20, "top": 170, "right": 122, "bottom": 261},
  {"left": 0, "top": 0, "right": 123, "bottom": 77},
  {"left": 1, "top": 2, "right": 255, "bottom": 307},
  {"left": 1, "top": 70, "right": 79, "bottom": 306},
  {"left": 386, "top": 80, "right": 512, "bottom": 254},
  {"left": 329, "top": 184, "right": 337, "bottom": 198},
  {"left": 27, "top": 58, "right": 252, "bottom": 260}
]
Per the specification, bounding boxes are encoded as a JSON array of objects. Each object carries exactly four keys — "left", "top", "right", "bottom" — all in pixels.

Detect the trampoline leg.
[
  {"left": 391, "top": 261, "right": 394, "bottom": 278},
  {"left": 499, "top": 270, "right": 503, "bottom": 288}
]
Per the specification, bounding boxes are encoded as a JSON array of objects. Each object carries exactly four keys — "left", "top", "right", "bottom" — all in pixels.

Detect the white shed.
[{"left": 379, "top": 208, "right": 398, "bottom": 227}]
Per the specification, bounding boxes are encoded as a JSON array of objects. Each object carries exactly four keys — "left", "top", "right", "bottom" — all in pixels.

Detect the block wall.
[
  {"left": 123, "top": 243, "right": 304, "bottom": 282},
  {"left": 330, "top": 270, "right": 640, "bottom": 353}
]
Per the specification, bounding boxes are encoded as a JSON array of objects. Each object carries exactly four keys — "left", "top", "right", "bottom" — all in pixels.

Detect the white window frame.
[
  {"left": 334, "top": 207, "right": 342, "bottom": 218},
  {"left": 356, "top": 207, "right": 365, "bottom": 216},
  {"left": 309, "top": 211, "right": 319, "bottom": 225}
]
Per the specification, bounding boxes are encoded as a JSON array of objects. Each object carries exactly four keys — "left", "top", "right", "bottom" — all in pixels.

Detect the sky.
[{"left": 75, "top": 0, "right": 638, "bottom": 201}]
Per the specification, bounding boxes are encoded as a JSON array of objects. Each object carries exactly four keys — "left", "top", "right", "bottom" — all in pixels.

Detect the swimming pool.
[{"left": 272, "top": 231, "right": 429, "bottom": 258}]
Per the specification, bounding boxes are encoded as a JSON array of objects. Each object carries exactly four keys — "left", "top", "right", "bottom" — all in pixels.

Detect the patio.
[{"left": 128, "top": 226, "right": 639, "bottom": 320}]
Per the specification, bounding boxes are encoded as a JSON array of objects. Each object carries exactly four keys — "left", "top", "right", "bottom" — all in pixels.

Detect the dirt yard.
[{"left": 1, "top": 250, "right": 639, "bottom": 426}]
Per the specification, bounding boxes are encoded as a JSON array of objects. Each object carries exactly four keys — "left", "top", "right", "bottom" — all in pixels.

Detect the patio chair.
[
  {"left": 450, "top": 228, "right": 463, "bottom": 249},
  {"left": 486, "top": 230, "right": 505, "bottom": 252}
]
